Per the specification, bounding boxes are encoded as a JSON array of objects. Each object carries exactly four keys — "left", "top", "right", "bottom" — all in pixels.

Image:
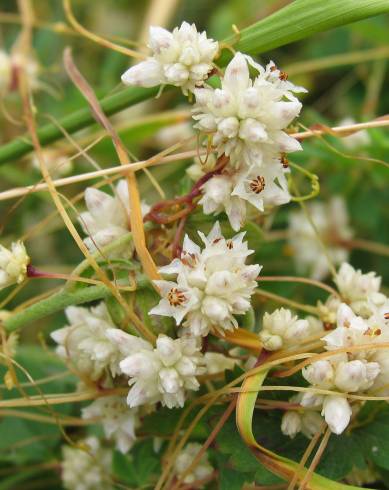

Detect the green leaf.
[
  {"left": 112, "top": 440, "right": 160, "bottom": 487},
  {"left": 221, "top": 0, "right": 389, "bottom": 61}
]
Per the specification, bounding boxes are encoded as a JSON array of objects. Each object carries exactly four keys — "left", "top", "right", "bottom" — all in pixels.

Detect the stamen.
[{"left": 249, "top": 176, "right": 266, "bottom": 194}]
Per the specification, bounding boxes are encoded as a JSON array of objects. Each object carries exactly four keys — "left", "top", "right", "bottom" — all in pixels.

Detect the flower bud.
[
  {"left": 302, "top": 360, "right": 334, "bottom": 389},
  {"left": 164, "top": 63, "right": 189, "bottom": 84},
  {"left": 301, "top": 411, "right": 323, "bottom": 439},
  {"left": 201, "top": 296, "right": 230, "bottom": 322},
  {"left": 122, "top": 59, "right": 162, "bottom": 87},
  {"left": 156, "top": 335, "right": 182, "bottom": 367},
  {"left": 218, "top": 117, "right": 239, "bottom": 138},
  {"left": 239, "top": 118, "right": 267, "bottom": 142},
  {"left": 159, "top": 367, "right": 182, "bottom": 393},
  {"left": 149, "top": 26, "right": 173, "bottom": 54},
  {"left": 0, "top": 242, "right": 29, "bottom": 290},
  {"left": 322, "top": 395, "right": 352, "bottom": 434},
  {"left": 281, "top": 411, "right": 302, "bottom": 438},
  {"left": 334, "top": 360, "right": 380, "bottom": 392},
  {"left": 259, "top": 330, "right": 283, "bottom": 351}
]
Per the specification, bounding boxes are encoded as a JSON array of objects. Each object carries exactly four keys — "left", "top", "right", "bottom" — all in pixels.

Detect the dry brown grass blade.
[{"left": 63, "top": 47, "right": 161, "bottom": 285}]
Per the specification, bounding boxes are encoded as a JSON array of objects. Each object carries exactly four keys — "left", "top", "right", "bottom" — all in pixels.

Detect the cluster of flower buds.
[
  {"left": 123, "top": 23, "right": 306, "bottom": 231},
  {"left": 281, "top": 263, "right": 389, "bottom": 436},
  {"left": 150, "top": 222, "right": 261, "bottom": 337}
]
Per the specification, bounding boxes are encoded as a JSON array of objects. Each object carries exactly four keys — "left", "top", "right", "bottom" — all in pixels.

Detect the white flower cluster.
[
  {"left": 122, "top": 22, "right": 218, "bottom": 95},
  {"left": 79, "top": 179, "right": 150, "bottom": 256},
  {"left": 0, "top": 241, "right": 29, "bottom": 290},
  {"left": 288, "top": 197, "right": 353, "bottom": 280},
  {"left": 61, "top": 437, "right": 112, "bottom": 490},
  {"left": 107, "top": 329, "right": 205, "bottom": 408},
  {"left": 51, "top": 303, "right": 123, "bottom": 380},
  {"left": 151, "top": 222, "right": 261, "bottom": 337},
  {"left": 283, "top": 263, "right": 389, "bottom": 436},
  {"left": 174, "top": 443, "right": 213, "bottom": 485},
  {"left": 259, "top": 308, "right": 324, "bottom": 351},
  {"left": 193, "top": 53, "right": 305, "bottom": 230},
  {"left": 82, "top": 396, "right": 139, "bottom": 454}
]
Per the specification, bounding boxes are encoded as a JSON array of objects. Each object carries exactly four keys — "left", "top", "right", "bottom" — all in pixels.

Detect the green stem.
[
  {"left": 0, "top": 85, "right": 159, "bottom": 165},
  {"left": 4, "top": 284, "right": 110, "bottom": 332}
]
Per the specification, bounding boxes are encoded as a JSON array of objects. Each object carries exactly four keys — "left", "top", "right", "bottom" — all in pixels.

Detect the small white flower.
[
  {"left": 232, "top": 162, "right": 290, "bottom": 212},
  {"left": 61, "top": 437, "right": 112, "bottom": 490},
  {"left": 174, "top": 443, "right": 213, "bottom": 485},
  {"left": 321, "top": 395, "right": 352, "bottom": 434},
  {"left": 0, "top": 241, "right": 29, "bottom": 290},
  {"left": 281, "top": 411, "right": 302, "bottom": 438},
  {"left": 107, "top": 331, "right": 205, "bottom": 409},
  {"left": 204, "top": 352, "right": 239, "bottom": 374},
  {"left": 82, "top": 396, "right": 139, "bottom": 453},
  {"left": 122, "top": 22, "right": 218, "bottom": 95},
  {"left": 150, "top": 222, "right": 261, "bottom": 337},
  {"left": 259, "top": 308, "right": 323, "bottom": 351},
  {"left": 193, "top": 52, "right": 305, "bottom": 167},
  {"left": 200, "top": 161, "right": 291, "bottom": 232},
  {"left": 302, "top": 360, "right": 334, "bottom": 389},
  {"left": 322, "top": 303, "right": 369, "bottom": 352},
  {"left": 79, "top": 179, "right": 150, "bottom": 256},
  {"left": 334, "top": 360, "right": 380, "bottom": 393},
  {"left": 51, "top": 303, "right": 123, "bottom": 380},
  {"left": 288, "top": 197, "right": 353, "bottom": 280}
]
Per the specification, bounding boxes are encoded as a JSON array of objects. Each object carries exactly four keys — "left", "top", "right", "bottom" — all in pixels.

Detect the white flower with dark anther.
[
  {"left": 200, "top": 161, "right": 291, "bottom": 232},
  {"left": 106, "top": 330, "right": 205, "bottom": 408},
  {"left": 281, "top": 411, "right": 302, "bottom": 438},
  {"left": 321, "top": 395, "right": 352, "bottom": 435},
  {"left": 174, "top": 442, "right": 213, "bottom": 485},
  {"left": 82, "top": 396, "right": 139, "bottom": 454},
  {"left": 204, "top": 352, "right": 239, "bottom": 374},
  {"left": 51, "top": 303, "right": 123, "bottom": 381},
  {"left": 232, "top": 161, "right": 290, "bottom": 212},
  {"left": 259, "top": 308, "right": 323, "bottom": 351},
  {"left": 288, "top": 197, "right": 353, "bottom": 280},
  {"left": 79, "top": 179, "right": 150, "bottom": 256},
  {"left": 150, "top": 222, "right": 261, "bottom": 337},
  {"left": 0, "top": 241, "right": 29, "bottom": 290},
  {"left": 61, "top": 437, "right": 112, "bottom": 490},
  {"left": 122, "top": 22, "right": 218, "bottom": 95},
  {"left": 193, "top": 52, "right": 305, "bottom": 168},
  {"left": 335, "top": 263, "right": 383, "bottom": 317}
]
